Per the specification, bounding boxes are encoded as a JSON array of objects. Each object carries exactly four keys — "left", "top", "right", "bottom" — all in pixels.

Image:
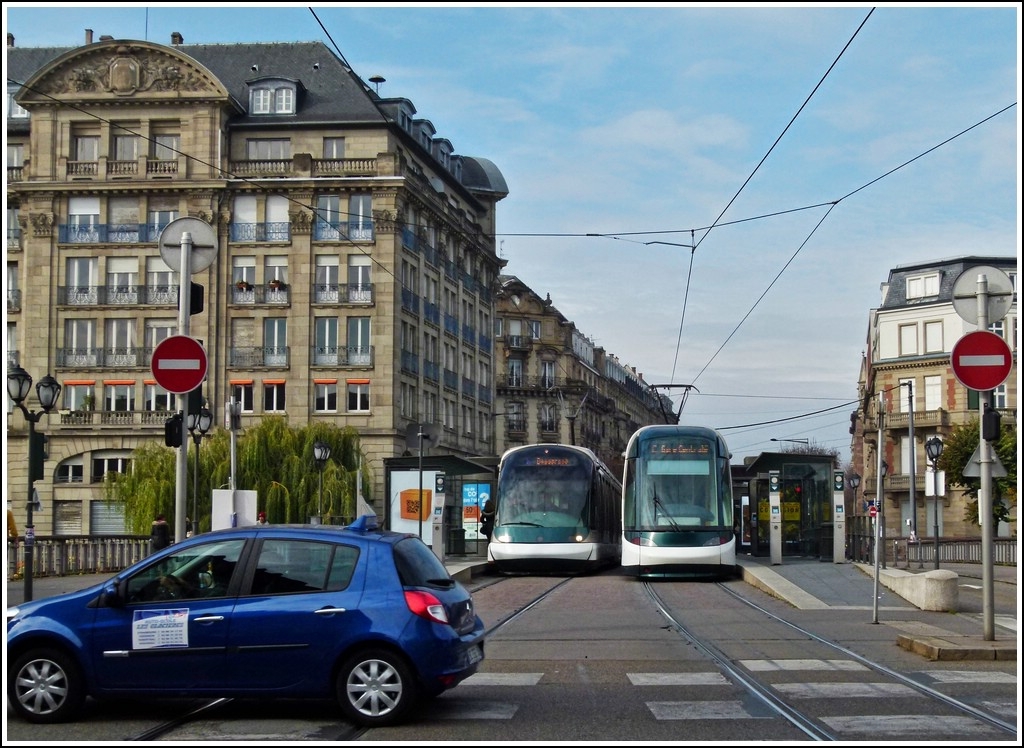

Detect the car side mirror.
[{"left": 101, "top": 582, "right": 125, "bottom": 608}]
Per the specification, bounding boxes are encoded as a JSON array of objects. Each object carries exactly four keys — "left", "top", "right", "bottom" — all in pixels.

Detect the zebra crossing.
[{"left": 445, "top": 659, "right": 1016, "bottom": 737}]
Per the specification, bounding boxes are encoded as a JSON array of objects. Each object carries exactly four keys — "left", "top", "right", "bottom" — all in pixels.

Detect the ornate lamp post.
[
  {"left": 7, "top": 366, "right": 62, "bottom": 602},
  {"left": 925, "top": 436, "right": 944, "bottom": 570},
  {"left": 313, "top": 441, "right": 331, "bottom": 524},
  {"left": 187, "top": 403, "right": 213, "bottom": 535},
  {"left": 848, "top": 474, "right": 860, "bottom": 562}
]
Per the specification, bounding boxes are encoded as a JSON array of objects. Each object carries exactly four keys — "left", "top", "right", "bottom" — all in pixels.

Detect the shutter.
[{"left": 90, "top": 500, "right": 129, "bottom": 535}]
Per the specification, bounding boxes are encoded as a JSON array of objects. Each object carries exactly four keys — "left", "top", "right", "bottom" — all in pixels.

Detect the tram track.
[{"left": 643, "top": 580, "right": 1017, "bottom": 741}]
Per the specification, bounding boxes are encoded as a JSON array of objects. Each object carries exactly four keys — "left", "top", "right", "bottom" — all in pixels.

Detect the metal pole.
[
  {"left": 318, "top": 466, "right": 324, "bottom": 520},
  {"left": 932, "top": 462, "right": 940, "bottom": 570},
  {"left": 24, "top": 418, "right": 37, "bottom": 602},
  {"left": 976, "top": 273, "right": 995, "bottom": 640},
  {"left": 872, "top": 391, "right": 884, "bottom": 624},
  {"left": 906, "top": 380, "right": 919, "bottom": 568},
  {"left": 174, "top": 232, "right": 193, "bottom": 546},
  {"left": 192, "top": 433, "right": 199, "bottom": 535},
  {"left": 417, "top": 426, "right": 424, "bottom": 543}
]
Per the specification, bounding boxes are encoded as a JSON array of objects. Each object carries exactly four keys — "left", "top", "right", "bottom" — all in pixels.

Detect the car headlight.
[{"left": 7, "top": 606, "right": 21, "bottom": 621}]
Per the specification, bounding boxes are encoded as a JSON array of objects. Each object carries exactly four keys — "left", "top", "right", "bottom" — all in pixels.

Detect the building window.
[
  {"left": 63, "top": 383, "right": 95, "bottom": 412},
  {"left": 233, "top": 256, "right": 256, "bottom": 286},
  {"left": 93, "top": 455, "right": 131, "bottom": 483},
  {"left": 265, "top": 255, "right": 288, "bottom": 286},
  {"left": 923, "top": 375, "right": 941, "bottom": 411},
  {"left": 528, "top": 320, "right": 541, "bottom": 339},
  {"left": 7, "top": 87, "right": 28, "bottom": 118},
  {"left": 232, "top": 382, "right": 255, "bottom": 412},
  {"left": 541, "top": 360, "right": 555, "bottom": 389},
  {"left": 147, "top": 196, "right": 179, "bottom": 238},
  {"left": 263, "top": 382, "right": 286, "bottom": 411},
  {"left": 323, "top": 137, "right": 345, "bottom": 159},
  {"left": 898, "top": 324, "right": 918, "bottom": 357},
  {"left": 73, "top": 134, "right": 99, "bottom": 162},
  {"left": 152, "top": 133, "right": 180, "bottom": 160},
  {"left": 992, "top": 383, "right": 1007, "bottom": 409},
  {"left": 113, "top": 134, "right": 138, "bottom": 161},
  {"left": 144, "top": 383, "right": 176, "bottom": 413},
  {"left": 347, "top": 381, "right": 369, "bottom": 413},
  {"left": 249, "top": 84, "right": 297, "bottom": 115},
  {"left": 923, "top": 320, "right": 943, "bottom": 353},
  {"left": 247, "top": 138, "right": 291, "bottom": 160},
  {"left": 348, "top": 317, "right": 371, "bottom": 365},
  {"left": 56, "top": 463, "right": 84, "bottom": 484},
  {"left": 314, "top": 382, "right": 338, "bottom": 413},
  {"left": 507, "top": 358, "right": 523, "bottom": 387},
  {"left": 105, "top": 383, "right": 136, "bottom": 413},
  {"left": 906, "top": 273, "right": 939, "bottom": 299},
  {"left": 400, "top": 382, "right": 416, "bottom": 420},
  {"left": 898, "top": 378, "right": 914, "bottom": 414}
]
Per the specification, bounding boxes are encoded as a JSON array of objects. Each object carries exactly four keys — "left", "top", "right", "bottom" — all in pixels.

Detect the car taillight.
[{"left": 404, "top": 590, "right": 450, "bottom": 625}]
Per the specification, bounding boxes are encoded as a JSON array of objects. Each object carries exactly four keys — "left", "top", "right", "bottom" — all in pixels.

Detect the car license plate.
[{"left": 466, "top": 644, "right": 483, "bottom": 665}]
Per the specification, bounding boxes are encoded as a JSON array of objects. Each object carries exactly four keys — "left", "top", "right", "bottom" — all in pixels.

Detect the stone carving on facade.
[
  {"left": 289, "top": 210, "right": 312, "bottom": 235},
  {"left": 42, "top": 46, "right": 217, "bottom": 97},
  {"left": 373, "top": 209, "right": 396, "bottom": 233},
  {"left": 30, "top": 212, "right": 55, "bottom": 237}
]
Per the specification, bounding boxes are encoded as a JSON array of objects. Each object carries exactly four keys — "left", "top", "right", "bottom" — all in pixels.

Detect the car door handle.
[
  {"left": 193, "top": 615, "right": 225, "bottom": 623},
  {"left": 314, "top": 607, "right": 347, "bottom": 615}
]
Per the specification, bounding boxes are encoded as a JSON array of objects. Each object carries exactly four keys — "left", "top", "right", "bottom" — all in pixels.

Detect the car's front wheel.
[
  {"left": 336, "top": 648, "right": 419, "bottom": 727},
  {"left": 8, "top": 647, "right": 86, "bottom": 723}
]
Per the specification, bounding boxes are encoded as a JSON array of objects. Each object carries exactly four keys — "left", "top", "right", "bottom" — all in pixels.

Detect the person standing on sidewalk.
[
  {"left": 150, "top": 514, "right": 171, "bottom": 553},
  {"left": 7, "top": 506, "right": 20, "bottom": 580}
]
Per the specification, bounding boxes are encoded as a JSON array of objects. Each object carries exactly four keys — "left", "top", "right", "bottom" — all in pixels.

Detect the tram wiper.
[
  {"left": 501, "top": 521, "right": 541, "bottom": 527},
  {"left": 652, "top": 494, "right": 682, "bottom": 531}
]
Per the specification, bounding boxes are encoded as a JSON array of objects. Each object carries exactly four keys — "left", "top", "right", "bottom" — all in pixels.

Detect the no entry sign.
[
  {"left": 151, "top": 335, "right": 208, "bottom": 394},
  {"left": 950, "top": 331, "right": 1012, "bottom": 391}
]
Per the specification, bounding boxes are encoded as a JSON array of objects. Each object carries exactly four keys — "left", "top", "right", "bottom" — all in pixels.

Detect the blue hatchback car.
[{"left": 6, "top": 516, "right": 486, "bottom": 727}]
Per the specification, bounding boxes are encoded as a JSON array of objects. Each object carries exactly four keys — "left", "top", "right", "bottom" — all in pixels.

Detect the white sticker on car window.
[{"left": 132, "top": 609, "right": 189, "bottom": 649}]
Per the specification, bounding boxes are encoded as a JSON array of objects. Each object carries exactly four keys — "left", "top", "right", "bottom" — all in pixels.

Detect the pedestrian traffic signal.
[
  {"left": 982, "top": 404, "right": 1002, "bottom": 441},
  {"left": 29, "top": 431, "right": 48, "bottom": 482},
  {"left": 164, "top": 413, "right": 183, "bottom": 447},
  {"left": 177, "top": 282, "right": 204, "bottom": 315}
]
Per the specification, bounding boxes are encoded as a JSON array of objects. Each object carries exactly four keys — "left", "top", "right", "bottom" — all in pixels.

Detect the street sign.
[
  {"left": 159, "top": 217, "right": 218, "bottom": 274},
  {"left": 951, "top": 265, "right": 1014, "bottom": 325},
  {"left": 868, "top": 505, "right": 877, "bottom": 518},
  {"left": 950, "top": 331, "right": 1012, "bottom": 391},
  {"left": 151, "top": 335, "right": 208, "bottom": 394}
]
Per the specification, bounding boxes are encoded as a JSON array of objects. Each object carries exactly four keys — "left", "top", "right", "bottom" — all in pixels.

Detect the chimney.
[
  {"left": 171, "top": 32, "right": 183, "bottom": 45},
  {"left": 7, "top": 33, "right": 14, "bottom": 48},
  {"left": 85, "top": 29, "right": 93, "bottom": 44}
]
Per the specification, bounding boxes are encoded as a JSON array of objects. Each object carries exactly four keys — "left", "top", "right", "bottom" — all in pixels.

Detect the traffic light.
[
  {"left": 177, "top": 282, "right": 204, "bottom": 315},
  {"left": 29, "top": 431, "right": 48, "bottom": 482},
  {"left": 982, "top": 404, "right": 1002, "bottom": 442},
  {"left": 164, "top": 413, "right": 183, "bottom": 447}
]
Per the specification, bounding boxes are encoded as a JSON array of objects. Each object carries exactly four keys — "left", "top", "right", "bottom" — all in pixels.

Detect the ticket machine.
[
  {"left": 430, "top": 474, "right": 447, "bottom": 561},
  {"left": 768, "top": 470, "right": 782, "bottom": 565},
  {"left": 832, "top": 471, "right": 846, "bottom": 563}
]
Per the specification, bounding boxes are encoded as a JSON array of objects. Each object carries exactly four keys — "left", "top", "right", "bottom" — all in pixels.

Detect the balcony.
[
  {"left": 57, "top": 223, "right": 167, "bottom": 244},
  {"left": 55, "top": 408, "right": 169, "bottom": 430},
  {"left": 228, "top": 346, "right": 290, "bottom": 368},
  {"left": 313, "top": 283, "right": 375, "bottom": 305},
  {"left": 885, "top": 409, "right": 950, "bottom": 430},
  {"left": 312, "top": 220, "right": 374, "bottom": 242},
  {"left": 57, "top": 284, "right": 178, "bottom": 307},
  {"left": 310, "top": 345, "right": 374, "bottom": 367},
  {"left": 56, "top": 347, "right": 158, "bottom": 369},
  {"left": 229, "top": 222, "right": 291, "bottom": 242},
  {"left": 230, "top": 283, "right": 290, "bottom": 306}
]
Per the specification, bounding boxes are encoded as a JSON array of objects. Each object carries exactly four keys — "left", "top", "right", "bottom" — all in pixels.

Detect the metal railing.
[{"left": 7, "top": 535, "right": 152, "bottom": 580}]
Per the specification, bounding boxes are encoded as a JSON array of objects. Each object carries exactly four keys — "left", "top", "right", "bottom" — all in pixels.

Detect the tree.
[
  {"left": 773, "top": 440, "right": 841, "bottom": 469},
  {"left": 106, "top": 417, "right": 373, "bottom": 533},
  {"left": 938, "top": 418, "right": 1016, "bottom": 527}
]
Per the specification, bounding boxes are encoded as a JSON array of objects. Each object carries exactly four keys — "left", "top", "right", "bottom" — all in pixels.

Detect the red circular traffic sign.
[
  {"left": 151, "top": 335, "right": 208, "bottom": 394},
  {"left": 868, "top": 505, "right": 877, "bottom": 518},
  {"left": 950, "top": 331, "right": 1012, "bottom": 391}
]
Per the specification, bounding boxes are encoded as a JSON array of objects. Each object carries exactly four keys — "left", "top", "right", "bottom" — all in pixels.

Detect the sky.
[{"left": 4, "top": 3, "right": 1020, "bottom": 466}]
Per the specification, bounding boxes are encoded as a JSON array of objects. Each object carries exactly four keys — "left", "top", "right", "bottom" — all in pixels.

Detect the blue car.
[{"left": 6, "top": 516, "right": 485, "bottom": 727}]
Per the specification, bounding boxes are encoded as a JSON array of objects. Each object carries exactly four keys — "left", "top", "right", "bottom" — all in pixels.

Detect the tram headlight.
[
  {"left": 494, "top": 533, "right": 510, "bottom": 543},
  {"left": 574, "top": 534, "right": 584, "bottom": 542}
]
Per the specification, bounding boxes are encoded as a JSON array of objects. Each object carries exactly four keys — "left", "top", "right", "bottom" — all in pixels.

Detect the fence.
[
  {"left": 847, "top": 521, "right": 1016, "bottom": 568},
  {"left": 7, "top": 536, "right": 151, "bottom": 580}
]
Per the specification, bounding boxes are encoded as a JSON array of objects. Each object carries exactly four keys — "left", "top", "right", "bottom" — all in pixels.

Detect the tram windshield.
[
  {"left": 626, "top": 434, "right": 724, "bottom": 529},
  {"left": 497, "top": 453, "right": 591, "bottom": 530}
]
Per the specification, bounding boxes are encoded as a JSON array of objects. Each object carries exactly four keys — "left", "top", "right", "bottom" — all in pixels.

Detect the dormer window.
[
  {"left": 7, "top": 87, "right": 28, "bottom": 119},
  {"left": 248, "top": 80, "right": 298, "bottom": 115}
]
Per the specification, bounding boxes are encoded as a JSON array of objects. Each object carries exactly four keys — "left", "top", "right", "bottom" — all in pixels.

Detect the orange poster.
[{"left": 399, "top": 489, "right": 432, "bottom": 521}]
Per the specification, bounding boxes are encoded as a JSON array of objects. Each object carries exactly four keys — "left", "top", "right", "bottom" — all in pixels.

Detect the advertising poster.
[
  {"left": 390, "top": 469, "right": 436, "bottom": 543},
  {"left": 462, "top": 483, "right": 490, "bottom": 540}
]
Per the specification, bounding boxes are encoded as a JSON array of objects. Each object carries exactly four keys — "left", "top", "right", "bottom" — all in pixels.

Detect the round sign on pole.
[
  {"left": 151, "top": 335, "right": 209, "bottom": 394},
  {"left": 950, "top": 331, "right": 1012, "bottom": 391},
  {"left": 951, "top": 265, "right": 1014, "bottom": 325},
  {"left": 159, "top": 217, "right": 218, "bottom": 274},
  {"left": 869, "top": 505, "right": 877, "bottom": 518}
]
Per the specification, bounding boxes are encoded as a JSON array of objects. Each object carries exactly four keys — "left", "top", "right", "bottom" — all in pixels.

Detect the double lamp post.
[{"left": 7, "top": 366, "right": 62, "bottom": 603}]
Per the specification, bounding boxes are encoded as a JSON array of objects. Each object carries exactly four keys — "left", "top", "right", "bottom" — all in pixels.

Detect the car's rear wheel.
[
  {"left": 8, "top": 647, "right": 86, "bottom": 724},
  {"left": 336, "top": 648, "right": 419, "bottom": 727}
]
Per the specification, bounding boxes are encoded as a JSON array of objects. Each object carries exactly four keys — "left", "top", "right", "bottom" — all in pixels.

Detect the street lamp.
[
  {"left": 313, "top": 441, "right": 331, "bottom": 523},
  {"left": 7, "top": 365, "right": 62, "bottom": 602},
  {"left": 771, "top": 438, "right": 809, "bottom": 445},
  {"left": 187, "top": 403, "right": 213, "bottom": 535},
  {"left": 925, "top": 436, "right": 944, "bottom": 570}
]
